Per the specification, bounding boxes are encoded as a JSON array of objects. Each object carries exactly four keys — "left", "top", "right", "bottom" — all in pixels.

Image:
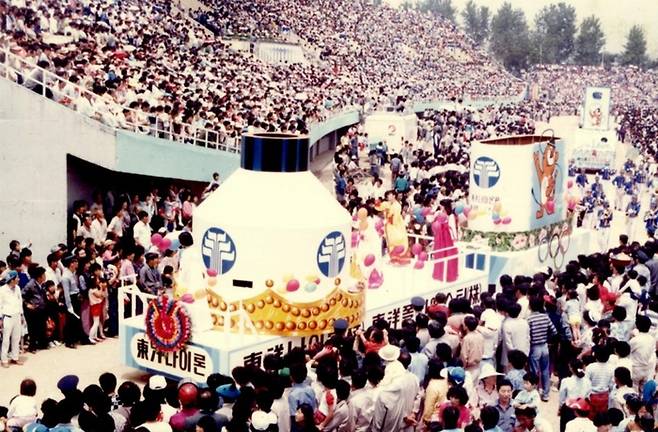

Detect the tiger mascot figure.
[{"left": 533, "top": 142, "right": 559, "bottom": 219}]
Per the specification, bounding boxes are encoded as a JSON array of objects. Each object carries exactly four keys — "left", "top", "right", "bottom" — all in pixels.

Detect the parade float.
[
  {"left": 119, "top": 133, "right": 489, "bottom": 380},
  {"left": 461, "top": 132, "right": 597, "bottom": 284}
]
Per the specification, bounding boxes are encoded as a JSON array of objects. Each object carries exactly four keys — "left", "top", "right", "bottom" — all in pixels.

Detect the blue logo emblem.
[
  {"left": 201, "top": 227, "right": 236, "bottom": 275},
  {"left": 317, "top": 232, "right": 346, "bottom": 278},
  {"left": 473, "top": 156, "right": 501, "bottom": 188}
]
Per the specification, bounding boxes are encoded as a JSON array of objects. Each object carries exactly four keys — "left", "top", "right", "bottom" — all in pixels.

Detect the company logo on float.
[
  {"left": 473, "top": 156, "right": 501, "bottom": 188},
  {"left": 202, "top": 227, "right": 237, "bottom": 275},
  {"left": 317, "top": 231, "right": 347, "bottom": 278}
]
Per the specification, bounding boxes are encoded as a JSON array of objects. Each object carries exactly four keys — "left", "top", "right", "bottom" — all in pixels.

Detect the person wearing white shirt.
[
  {"left": 75, "top": 92, "right": 95, "bottom": 118},
  {"left": 349, "top": 371, "right": 375, "bottom": 432},
  {"left": 630, "top": 316, "right": 657, "bottom": 389},
  {"left": 133, "top": 211, "right": 152, "bottom": 249},
  {"left": 501, "top": 303, "right": 531, "bottom": 368},
  {"left": 45, "top": 254, "right": 62, "bottom": 286},
  {"left": 90, "top": 211, "right": 108, "bottom": 247},
  {"left": 0, "top": 271, "right": 25, "bottom": 367}
]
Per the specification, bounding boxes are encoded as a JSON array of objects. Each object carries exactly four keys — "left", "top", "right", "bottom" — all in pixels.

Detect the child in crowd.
[
  {"left": 505, "top": 350, "right": 528, "bottom": 392},
  {"left": 565, "top": 289, "right": 582, "bottom": 343},
  {"left": 7, "top": 379, "right": 38, "bottom": 430},
  {"left": 88, "top": 278, "right": 108, "bottom": 344},
  {"left": 512, "top": 373, "right": 540, "bottom": 409}
]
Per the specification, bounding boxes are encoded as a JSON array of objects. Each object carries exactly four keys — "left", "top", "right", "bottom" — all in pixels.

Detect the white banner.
[{"left": 130, "top": 332, "right": 215, "bottom": 379}]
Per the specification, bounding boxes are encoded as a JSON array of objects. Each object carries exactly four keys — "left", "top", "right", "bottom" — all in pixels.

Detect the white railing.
[{"left": 0, "top": 46, "right": 239, "bottom": 152}]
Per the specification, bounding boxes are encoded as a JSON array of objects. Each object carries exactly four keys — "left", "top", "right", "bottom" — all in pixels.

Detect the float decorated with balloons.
[
  {"left": 120, "top": 133, "right": 491, "bottom": 378},
  {"left": 461, "top": 132, "right": 596, "bottom": 278}
]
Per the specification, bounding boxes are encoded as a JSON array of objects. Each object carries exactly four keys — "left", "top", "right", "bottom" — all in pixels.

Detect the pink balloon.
[
  {"left": 207, "top": 269, "right": 218, "bottom": 277},
  {"left": 391, "top": 245, "right": 405, "bottom": 256},
  {"left": 546, "top": 200, "right": 555, "bottom": 213},
  {"left": 363, "top": 254, "right": 376, "bottom": 267},
  {"left": 411, "top": 243, "right": 423, "bottom": 256},
  {"left": 493, "top": 219, "right": 502, "bottom": 225},
  {"left": 414, "top": 260, "right": 425, "bottom": 270},
  {"left": 502, "top": 217, "right": 512, "bottom": 224},
  {"left": 286, "top": 279, "right": 300, "bottom": 292},
  {"left": 418, "top": 251, "right": 428, "bottom": 261},
  {"left": 567, "top": 180, "right": 573, "bottom": 188},
  {"left": 160, "top": 238, "right": 172, "bottom": 249},
  {"left": 463, "top": 207, "right": 471, "bottom": 217},
  {"left": 151, "top": 233, "right": 163, "bottom": 245},
  {"left": 180, "top": 294, "right": 194, "bottom": 303}
]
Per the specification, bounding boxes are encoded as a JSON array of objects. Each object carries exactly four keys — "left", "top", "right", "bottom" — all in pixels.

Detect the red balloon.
[
  {"left": 411, "top": 243, "right": 423, "bottom": 256},
  {"left": 418, "top": 251, "right": 428, "bottom": 261},
  {"left": 414, "top": 260, "right": 425, "bottom": 269},
  {"left": 391, "top": 245, "right": 405, "bottom": 256},
  {"left": 364, "top": 254, "right": 376, "bottom": 267},
  {"left": 545, "top": 200, "right": 555, "bottom": 214},
  {"left": 286, "top": 279, "right": 300, "bottom": 292},
  {"left": 159, "top": 238, "right": 172, "bottom": 250},
  {"left": 151, "top": 233, "right": 163, "bottom": 246}
]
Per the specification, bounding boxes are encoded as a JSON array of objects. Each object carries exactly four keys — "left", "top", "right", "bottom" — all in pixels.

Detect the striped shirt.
[
  {"left": 585, "top": 362, "right": 614, "bottom": 393},
  {"left": 527, "top": 312, "right": 556, "bottom": 345}
]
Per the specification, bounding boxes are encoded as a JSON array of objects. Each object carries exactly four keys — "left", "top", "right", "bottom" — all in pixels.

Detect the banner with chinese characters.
[{"left": 225, "top": 274, "right": 487, "bottom": 371}]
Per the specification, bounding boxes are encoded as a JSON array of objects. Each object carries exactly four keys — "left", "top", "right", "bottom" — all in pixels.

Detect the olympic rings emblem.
[{"left": 537, "top": 223, "right": 572, "bottom": 269}]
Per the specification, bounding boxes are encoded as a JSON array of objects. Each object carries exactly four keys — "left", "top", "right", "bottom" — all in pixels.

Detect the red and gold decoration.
[
  {"left": 206, "top": 280, "right": 365, "bottom": 337},
  {"left": 145, "top": 295, "right": 192, "bottom": 352}
]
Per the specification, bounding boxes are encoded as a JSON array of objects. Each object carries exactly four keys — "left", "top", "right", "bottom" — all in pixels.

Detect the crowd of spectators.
[
  {"left": 3, "top": 233, "right": 658, "bottom": 432},
  {"left": 0, "top": 177, "right": 220, "bottom": 365},
  {"left": 0, "top": 0, "right": 528, "bottom": 150}
]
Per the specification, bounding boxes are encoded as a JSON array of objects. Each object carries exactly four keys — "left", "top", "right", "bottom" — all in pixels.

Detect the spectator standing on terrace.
[
  {"left": 133, "top": 211, "right": 152, "bottom": 249},
  {"left": 0, "top": 271, "right": 25, "bottom": 367}
]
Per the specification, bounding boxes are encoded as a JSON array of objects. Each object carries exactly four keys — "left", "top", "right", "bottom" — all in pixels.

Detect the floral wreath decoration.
[{"left": 145, "top": 295, "right": 192, "bottom": 352}]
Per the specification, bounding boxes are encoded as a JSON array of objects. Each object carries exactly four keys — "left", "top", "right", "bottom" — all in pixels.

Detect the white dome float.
[{"left": 183, "top": 133, "right": 365, "bottom": 336}]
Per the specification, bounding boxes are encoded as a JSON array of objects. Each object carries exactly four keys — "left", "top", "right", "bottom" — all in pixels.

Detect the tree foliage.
[
  {"left": 490, "top": 2, "right": 530, "bottom": 72},
  {"left": 529, "top": 2, "right": 576, "bottom": 64},
  {"left": 574, "top": 16, "right": 605, "bottom": 65},
  {"left": 621, "top": 25, "right": 648, "bottom": 67},
  {"left": 461, "top": 0, "right": 490, "bottom": 45},
  {"left": 417, "top": 0, "right": 456, "bottom": 23}
]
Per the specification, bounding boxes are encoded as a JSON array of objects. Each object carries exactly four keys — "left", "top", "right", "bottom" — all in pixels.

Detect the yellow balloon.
[
  {"left": 305, "top": 274, "right": 318, "bottom": 282},
  {"left": 283, "top": 274, "right": 293, "bottom": 283},
  {"left": 493, "top": 202, "right": 502, "bottom": 212}
]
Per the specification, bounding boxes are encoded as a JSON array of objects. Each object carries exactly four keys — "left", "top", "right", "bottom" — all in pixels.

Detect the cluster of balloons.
[
  {"left": 410, "top": 242, "right": 429, "bottom": 270},
  {"left": 454, "top": 203, "right": 479, "bottom": 221},
  {"left": 491, "top": 202, "right": 512, "bottom": 225},
  {"left": 151, "top": 233, "right": 181, "bottom": 252},
  {"left": 304, "top": 275, "right": 320, "bottom": 293},
  {"left": 412, "top": 207, "right": 432, "bottom": 223}
]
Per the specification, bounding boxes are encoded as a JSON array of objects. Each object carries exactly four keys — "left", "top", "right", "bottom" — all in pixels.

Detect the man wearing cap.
[
  {"left": 0, "top": 271, "right": 25, "bottom": 367},
  {"left": 371, "top": 344, "right": 420, "bottom": 431},
  {"left": 564, "top": 398, "right": 595, "bottom": 432}
]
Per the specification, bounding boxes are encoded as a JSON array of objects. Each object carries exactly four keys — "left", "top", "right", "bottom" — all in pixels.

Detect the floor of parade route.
[{"left": 0, "top": 117, "right": 642, "bottom": 431}]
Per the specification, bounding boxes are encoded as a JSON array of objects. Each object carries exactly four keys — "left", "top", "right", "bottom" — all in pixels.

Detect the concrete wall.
[
  {"left": 0, "top": 78, "right": 358, "bottom": 262},
  {"left": 0, "top": 79, "right": 117, "bottom": 263}
]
